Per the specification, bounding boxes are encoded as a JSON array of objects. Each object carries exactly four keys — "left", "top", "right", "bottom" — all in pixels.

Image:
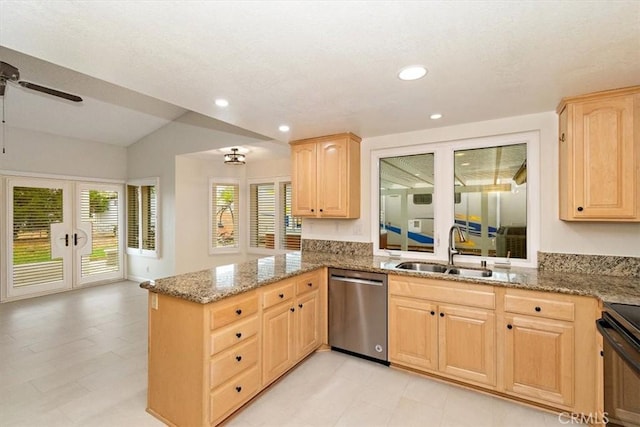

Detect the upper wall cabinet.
[
  {"left": 290, "top": 133, "right": 361, "bottom": 218},
  {"left": 557, "top": 86, "right": 640, "bottom": 222}
]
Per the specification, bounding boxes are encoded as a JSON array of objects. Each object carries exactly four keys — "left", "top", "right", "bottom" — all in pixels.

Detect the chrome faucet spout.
[{"left": 448, "top": 225, "right": 466, "bottom": 266}]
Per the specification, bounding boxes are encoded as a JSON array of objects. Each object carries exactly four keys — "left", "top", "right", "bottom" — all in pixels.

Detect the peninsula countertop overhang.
[{"left": 139, "top": 251, "right": 640, "bottom": 306}]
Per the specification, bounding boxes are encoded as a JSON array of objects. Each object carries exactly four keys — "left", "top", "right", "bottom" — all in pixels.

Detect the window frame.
[
  {"left": 371, "top": 131, "right": 540, "bottom": 268},
  {"left": 126, "top": 177, "right": 160, "bottom": 258},
  {"left": 209, "top": 178, "right": 241, "bottom": 254},
  {"left": 247, "top": 176, "right": 301, "bottom": 255}
]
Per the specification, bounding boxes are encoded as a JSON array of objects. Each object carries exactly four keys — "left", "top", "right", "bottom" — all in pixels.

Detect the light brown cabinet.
[
  {"left": 388, "top": 276, "right": 497, "bottom": 388},
  {"left": 262, "top": 270, "right": 322, "bottom": 386},
  {"left": 290, "top": 133, "right": 361, "bottom": 218},
  {"left": 557, "top": 86, "right": 640, "bottom": 221},
  {"left": 499, "top": 288, "right": 600, "bottom": 414}
]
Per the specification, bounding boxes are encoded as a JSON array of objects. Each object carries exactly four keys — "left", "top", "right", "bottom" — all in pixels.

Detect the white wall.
[
  {"left": 126, "top": 112, "right": 281, "bottom": 280},
  {"left": 0, "top": 126, "right": 127, "bottom": 179},
  {"left": 303, "top": 111, "right": 639, "bottom": 257}
]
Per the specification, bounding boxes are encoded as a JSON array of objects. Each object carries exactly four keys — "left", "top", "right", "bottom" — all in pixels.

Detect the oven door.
[{"left": 597, "top": 314, "right": 640, "bottom": 426}]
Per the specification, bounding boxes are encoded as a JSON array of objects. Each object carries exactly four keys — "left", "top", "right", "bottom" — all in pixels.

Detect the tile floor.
[{"left": 1, "top": 281, "right": 570, "bottom": 426}]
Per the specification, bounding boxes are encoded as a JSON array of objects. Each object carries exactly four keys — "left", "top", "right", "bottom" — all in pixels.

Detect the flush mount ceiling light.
[
  {"left": 215, "top": 98, "right": 229, "bottom": 107},
  {"left": 224, "top": 148, "right": 246, "bottom": 165},
  {"left": 398, "top": 65, "right": 428, "bottom": 81},
  {"left": 430, "top": 113, "right": 443, "bottom": 120},
  {"left": 278, "top": 124, "right": 290, "bottom": 132}
]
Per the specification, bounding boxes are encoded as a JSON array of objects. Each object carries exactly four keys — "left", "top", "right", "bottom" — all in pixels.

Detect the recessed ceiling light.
[
  {"left": 398, "top": 65, "right": 427, "bottom": 81},
  {"left": 430, "top": 113, "right": 443, "bottom": 120},
  {"left": 455, "top": 152, "right": 465, "bottom": 157},
  {"left": 215, "top": 99, "right": 229, "bottom": 107},
  {"left": 278, "top": 125, "right": 290, "bottom": 132},
  {"left": 461, "top": 162, "right": 471, "bottom": 166}
]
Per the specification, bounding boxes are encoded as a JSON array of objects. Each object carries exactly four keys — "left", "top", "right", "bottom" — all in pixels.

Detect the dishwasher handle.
[{"left": 330, "top": 275, "right": 384, "bottom": 286}]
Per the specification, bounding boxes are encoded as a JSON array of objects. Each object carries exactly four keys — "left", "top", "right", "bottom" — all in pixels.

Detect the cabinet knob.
[
  {"left": 430, "top": 310, "right": 435, "bottom": 316},
  {"left": 507, "top": 324, "right": 513, "bottom": 330},
  {"left": 600, "top": 350, "right": 604, "bottom": 357},
  {"left": 290, "top": 307, "right": 295, "bottom": 312},
  {"left": 534, "top": 306, "right": 541, "bottom": 312},
  {"left": 298, "top": 303, "right": 303, "bottom": 309},
  {"left": 235, "top": 332, "right": 242, "bottom": 339},
  {"left": 319, "top": 209, "right": 323, "bottom": 212},
  {"left": 311, "top": 209, "right": 315, "bottom": 213},
  {"left": 235, "top": 386, "right": 242, "bottom": 393},
  {"left": 279, "top": 293, "right": 284, "bottom": 299},
  {"left": 235, "top": 309, "right": 242, "bottom": 315},
  {"left": 439, "top": 312, "right": 444, "bottom": 317},
  {"left": 577, "top": 206, "right": 584, "bottom": 212},
  {"left": 236, "top": 355, "right": 242, "bottom": 362},
  {"left": 307, "top": 282, "right": 313, "bottom": 287}
]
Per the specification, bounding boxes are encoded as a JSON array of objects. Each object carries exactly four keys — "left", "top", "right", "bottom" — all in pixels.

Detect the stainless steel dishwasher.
[{"left": 328, "top": 268, "right": 388, "bottom": 364}]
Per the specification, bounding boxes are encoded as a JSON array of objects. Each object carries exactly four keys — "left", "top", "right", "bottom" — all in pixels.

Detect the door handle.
[
  {"left": 64, "top": 234, "right": 69, "bottom": 247},
  {"left": 74, "top": 233, "right": 78, "bottom": 246}
]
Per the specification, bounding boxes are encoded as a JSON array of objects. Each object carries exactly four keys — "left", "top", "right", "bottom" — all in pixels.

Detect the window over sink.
[{"left": 375, "top": 132, "right": 538, "bottom": 267}]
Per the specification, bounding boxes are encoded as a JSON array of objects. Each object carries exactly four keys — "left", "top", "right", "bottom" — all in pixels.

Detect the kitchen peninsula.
[{"left": 141, "top": 250, "right": 640, "bottom": 426}]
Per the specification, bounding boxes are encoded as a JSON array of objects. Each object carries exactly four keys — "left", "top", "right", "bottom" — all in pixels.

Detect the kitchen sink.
[
  {"left": 394, "top": 262, "right": 448, "bottom": 273},
  {"left": 393, "top": 262, "right": 492, "bottom": 278},
  {"left": 447, "top": 267, "right": 493, "bottom": 278}
]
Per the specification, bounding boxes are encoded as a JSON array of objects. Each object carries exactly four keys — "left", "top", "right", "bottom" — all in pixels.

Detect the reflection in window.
[
  {"left": 454, "top": 143, "right": 527, "bottom": 259},
  {"left": 379, "top": 153, "right": 435, "bottom": 252}
]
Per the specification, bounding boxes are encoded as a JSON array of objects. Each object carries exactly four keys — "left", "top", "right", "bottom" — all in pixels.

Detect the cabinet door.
[
  {"left": 571, "top": 94, "right": 637, "bottom": 219},
  {"left": 262, "top": 303, "right": 294, "bottom": 386},
  {"left": 295, "top": 290, "right": 320, "bottom": 360},
  {"left": 504, "top": 314, "right": 574, "bottom": 407},
  {"left": 438, "top": 305, "right": 496, "bottom": 387},
  {"left": 317, "top": 137, "right": 349, "bottom": 217},
  {"left": 389, "top": 296, "right": 438, "bottom": 371},
  {"left": 291, "top": 141, "right": 317, "bottom": 216}
]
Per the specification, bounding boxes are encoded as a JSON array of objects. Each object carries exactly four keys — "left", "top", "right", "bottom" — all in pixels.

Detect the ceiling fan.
[
  {"left": 0, "top": 61, "right": 83, "bottom": 102},
  {"left": 1, "top": 61, "right": 83, "bottom": 153}
]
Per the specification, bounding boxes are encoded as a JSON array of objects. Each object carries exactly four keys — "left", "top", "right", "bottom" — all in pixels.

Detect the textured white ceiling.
[{"left": 1, "top": 1, "right": 639, "bottom": 144}]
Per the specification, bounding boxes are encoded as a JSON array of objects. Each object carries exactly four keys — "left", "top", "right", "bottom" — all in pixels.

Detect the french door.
[{"left": 6, "top": 177, "right": 124, "bottom": 300}]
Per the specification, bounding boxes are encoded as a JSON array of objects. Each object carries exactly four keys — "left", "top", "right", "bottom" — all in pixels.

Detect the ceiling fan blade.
[{"left": 18, "top": 81, "right": 83, "bottom": 102}]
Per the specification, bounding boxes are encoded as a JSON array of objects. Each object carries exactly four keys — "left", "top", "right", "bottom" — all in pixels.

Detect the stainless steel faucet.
[{"left": 448, "top": 225, "right": 467, "bottom": 266}]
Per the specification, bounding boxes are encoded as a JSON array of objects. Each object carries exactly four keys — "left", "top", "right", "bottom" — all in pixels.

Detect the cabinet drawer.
[
  {"left": 296, "top": 271, "right": 321, "bottom": 295},
  {"left": 389, "top": 276, "right": 495, "bottom": 309},
  {"left": 210, "top": 337, "right": 259, "bottom": 389},
  {"left": 210, "top": 292, "right": 259, "bottom": 330},
  {"left": 263, "top": 282, "right": 295, "bottom": 310},
  {"left": 210, "top": 315, "right": 259, "bottom": 356},
  {"left": 210, "top": 365, "right": 260, "bottom": 424},
  {"left": 504, "top": 293, "right": 575, "bottom": 322}
]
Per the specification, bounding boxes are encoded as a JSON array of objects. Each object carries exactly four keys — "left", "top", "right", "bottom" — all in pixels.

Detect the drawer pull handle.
[
  {"left": 507, "top": 324, "right": 513, "bottom": 330},
  {"left": 298, "top": 303, "right": 303, "bottom": 309},
  {"left": 235, "top": 386, "right": 242, "bottom": 393},
  {"left": 535, "top": 306, "right": 541, "bottom": 312},
  {"left": 236, "top": 355, "right": 242, "bottom": 362},
  {"left": 307, "top": 282, "right": 313, "bottom": 287},
  {"left": 279, "top": 293, "right": 284, "bottom": 298},
  {"left": 290, "top": 307, "right": 295, "bottom": 312},
  {"left": 235, "top": 309, "right": 242, "bottom": 315},
  {"left": 235, "top": 332, "right": 242, "bottom": 339}
]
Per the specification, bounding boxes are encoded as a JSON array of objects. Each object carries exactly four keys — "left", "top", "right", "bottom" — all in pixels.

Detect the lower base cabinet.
[
  {"left": 147, "top": 268, "right": 324, "bottom": 427},
  {"left": 388, "top": 275, "right": 601, "bottom": 417}
]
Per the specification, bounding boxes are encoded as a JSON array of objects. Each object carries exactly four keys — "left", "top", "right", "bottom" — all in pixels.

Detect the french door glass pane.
[
  {"left": 12, "top": 186, "right": 63, "bottom": 287},
  {"left": 250, "top": 183, "right": 275, "bottom": 248},
  {"left": 281, "top": 182, "right": 301, "bottom": 250},
  {"left": 80, "top": 189, "right": 120, "bottom": 277}
]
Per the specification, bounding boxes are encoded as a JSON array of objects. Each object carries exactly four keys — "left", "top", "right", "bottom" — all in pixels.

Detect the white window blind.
[
  {"left": 127, "top": 181, "right": 158, "bottom": 256},
  {"left": 211, "top": 182, "right": 239, "bottom": 249},
  {"left": 250, "top": 183, "right": 275, "bottom": 248},
  {"left": 12, "top": 186, "right": 64, "bottom": 287},
  {"left": 280, "top": 182, "right": 302, "bottom": 250},
  {"left": 80, "top": 189, "right": 120, "bottom": 277}
]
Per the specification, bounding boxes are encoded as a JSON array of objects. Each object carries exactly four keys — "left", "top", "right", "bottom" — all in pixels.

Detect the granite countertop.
[{"left": 140, "top": 251, "right": 640, "bottom": 306}]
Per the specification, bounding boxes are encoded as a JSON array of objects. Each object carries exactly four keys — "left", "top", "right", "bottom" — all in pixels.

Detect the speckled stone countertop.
[{"left": 140, "top": 251, "right": 640, "bottom": 306}]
